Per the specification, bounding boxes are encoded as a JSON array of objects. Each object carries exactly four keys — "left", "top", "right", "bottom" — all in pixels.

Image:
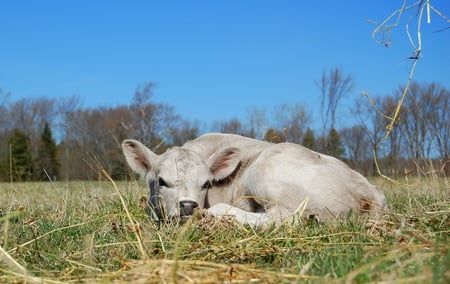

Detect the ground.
[{"left": 0, "top": 177, "right": 448, "bottom": 283}]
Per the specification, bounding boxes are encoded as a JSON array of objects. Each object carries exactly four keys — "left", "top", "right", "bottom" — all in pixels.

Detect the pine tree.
[
  {"left": 302, "top": 128, "right": 316, "bottom": 150},
  {"left": 7, "top": 129, "right": 33, "bottom": 182},
  {"left": 37, "top": 122, "right": 59, "bottom": 181},
  {"left": 327, "top": 128, "right": 345, "bottom": 158}
]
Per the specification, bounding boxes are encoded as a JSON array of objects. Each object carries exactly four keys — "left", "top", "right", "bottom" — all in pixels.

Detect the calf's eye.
[
  {"left": 201, "top": 181, "right": 212, "bottom": 190},
  {"left": 158, "top": 177, "right": 167, "bottom": 187}
]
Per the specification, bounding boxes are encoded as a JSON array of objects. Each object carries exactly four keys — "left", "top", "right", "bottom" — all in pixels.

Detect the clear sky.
[{"left": 1, "top": 1, "right": 449, "bottom": 130}]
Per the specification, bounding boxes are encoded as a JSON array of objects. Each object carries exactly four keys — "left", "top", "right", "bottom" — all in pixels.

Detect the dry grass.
[{"left": 0, "top": 177, "right": 449, "bottom": 283}]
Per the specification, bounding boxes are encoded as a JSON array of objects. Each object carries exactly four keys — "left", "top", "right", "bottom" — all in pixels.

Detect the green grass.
[{"left": 0, "top": 178, "right": 448, "bottom": 283}]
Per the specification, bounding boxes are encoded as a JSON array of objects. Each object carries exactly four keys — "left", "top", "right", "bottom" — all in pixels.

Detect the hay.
[{"left": 93, "top": 259, "right": 316, "bottom": 283}]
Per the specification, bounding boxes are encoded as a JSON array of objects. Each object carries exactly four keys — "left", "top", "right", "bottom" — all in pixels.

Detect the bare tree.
[
  {"left": 367, "top": 2, "right": 449, "bottom": 177},
  {"left": 8, "top": 97, "right": 58, "bottom": 164},
  {"left": 247, "top": 107, "right": 268, "bottom": 140},
  {"left": 353, "top": 82, "right": 449, "bottom": 176},
  {"left": 0, "top": 88, "right": 10, "bottom": 123},
  {"left": 317, "top": 67, "right": 355, "bottom": 135},
  {"left": 0, "top": 89, "right": 11, "bottom": 166},
  {"left": 124, "top": 83, "right": 181, "bottom": 151},
  {"left": 398, "top": 82, "right": 450, "bottom": 174},
  {"left": 56, "top": 84, "right": 187, "bottom": 180},
  {"left": 128, "top": 83, "right": 158, "bottom": 144},
  {"left": 353, "top": 94, "right": 391, "bottom": 176},
  {"left": 340, "top": 125, "right": 371, "bottom": 172},
  {"left": 169, "top": 119, "right": 200, "bottom": 146},
  {"left": 398, "top": 83, "right": 428, "bottom": 163},
  {"left": 58, "top": 95, "right": 85, "bottom": 180},
  {"left": 424, "top": 83, "right": 449, "bottom": 158},
  {"left": 211, "top": 118, "right": 253, "bottom": 137},
  {"left": 272, "top": 103, "right": 311, "bottom": 144}
]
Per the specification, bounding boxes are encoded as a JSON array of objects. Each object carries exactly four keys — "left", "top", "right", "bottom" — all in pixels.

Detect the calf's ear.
[
  {"left": 207, "top": 147, "right": 241, "bottom": 180},
  {"left": 122, "top": 139, "right": 159, "bottom": 177}
]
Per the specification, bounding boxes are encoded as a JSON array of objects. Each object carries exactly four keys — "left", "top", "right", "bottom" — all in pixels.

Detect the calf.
[{"left": 122, "top": 133, "right": 387, "bottom": 226}]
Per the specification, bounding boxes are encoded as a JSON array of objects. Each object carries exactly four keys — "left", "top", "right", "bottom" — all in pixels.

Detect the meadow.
[{"left": 0, "top": 177, "right": 448, "bottom": 283}]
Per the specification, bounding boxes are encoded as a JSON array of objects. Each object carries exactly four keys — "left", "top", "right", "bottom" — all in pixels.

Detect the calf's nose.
[{"left": 179, "top": 201, "right": 199, "bottom": 217}]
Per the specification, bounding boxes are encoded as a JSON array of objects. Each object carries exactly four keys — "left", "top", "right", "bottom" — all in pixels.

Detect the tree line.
[{"left": 0, "top": 71, "right": 449, "bottom": 182}]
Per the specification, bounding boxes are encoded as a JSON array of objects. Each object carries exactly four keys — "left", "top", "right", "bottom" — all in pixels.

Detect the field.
[{"left": 0, "top": 177, "right": 448, "bottom": 283}]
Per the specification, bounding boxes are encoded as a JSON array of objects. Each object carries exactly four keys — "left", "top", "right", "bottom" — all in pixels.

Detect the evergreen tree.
[
  {"left": 302, "top": 128, "right": 316, "bottom": 150},
  {"left": 263, "top": 128, "right": 286, "bottom": 143},
  {"left": 37, "top": 122, "right": 59, "bottom": 181},
  {"left": 327, "top": 128, "right": 345, "bottom": 158},
  {"left": 7, "top": 129, "right": 33, "bottom": 181}
]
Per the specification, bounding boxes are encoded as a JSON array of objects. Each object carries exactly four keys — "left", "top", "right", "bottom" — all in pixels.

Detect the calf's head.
[{"left": 122, "top": 139, "right": 240, "bottom": 220}]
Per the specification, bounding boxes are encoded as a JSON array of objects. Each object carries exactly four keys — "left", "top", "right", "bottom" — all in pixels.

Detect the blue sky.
[{"left": 1, "top": 1, "right": 449, "bottom": 130}]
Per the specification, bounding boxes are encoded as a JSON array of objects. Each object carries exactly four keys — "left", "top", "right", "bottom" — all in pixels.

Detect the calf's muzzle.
[{"left": 179, "top": 201, "right": 199, "bottom": 217}]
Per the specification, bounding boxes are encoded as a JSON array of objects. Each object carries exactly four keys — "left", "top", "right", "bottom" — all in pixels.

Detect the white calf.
[{"left": 122, "top": 133, "right": 387, "bottom": 226}]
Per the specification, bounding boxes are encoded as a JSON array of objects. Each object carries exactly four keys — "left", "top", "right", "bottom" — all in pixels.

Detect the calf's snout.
[{"left": 179, "top": 201, "right": 199, "bottom": 217}]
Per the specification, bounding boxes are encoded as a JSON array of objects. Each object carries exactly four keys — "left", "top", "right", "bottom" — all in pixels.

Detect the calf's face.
[
  {"left": 151, "top": 148, "right": 213, "bottom": 219},
  {"left": 122, "top": 139, "right": 240, "bottom": 220}
]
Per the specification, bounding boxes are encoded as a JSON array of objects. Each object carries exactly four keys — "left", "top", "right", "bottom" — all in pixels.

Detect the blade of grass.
[{"left": 101, "top": 169, "right": 148, "bottom": 260}]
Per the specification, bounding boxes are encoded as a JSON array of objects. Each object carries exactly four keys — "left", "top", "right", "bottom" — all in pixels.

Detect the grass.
[{"left": 0, "top": 177, "right": 448, "bottom": 283}]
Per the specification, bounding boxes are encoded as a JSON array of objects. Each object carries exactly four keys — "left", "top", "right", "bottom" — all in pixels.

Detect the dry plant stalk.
[
  {"left": 84, "top": 155, "right": 148, "bottom": 259},
  {"left": 0, "top": 245, "right": 46, "bottom": 284},
  {"left": 366, "top": 0, "right": 450, "bottom": 180},
  {"left": 101, "top": 168, "right": 148, "bottom": 260},
  {"left": 91, "top": 259, "right": 318, "bottom": 283}
]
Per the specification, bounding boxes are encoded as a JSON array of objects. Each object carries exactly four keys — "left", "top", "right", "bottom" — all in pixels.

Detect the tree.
[
  {"left": 37, "top": 122, "right": 59, "bottom": 181},
  {"left": 317, "top": 67, "right": 354, "bottom": 134},
  {"left": 0, "top": 88, "right": 10, "bottom": 130},
  {"left": 58, "top": 96, "right": 94, "bottom": 180},
  {"left": 426, "top": 83, "right": 450, "bottom": 158},
  {"left": 0, "top": 88, "right": 11, "bottom": 177},
  {"left": 302, "top": 128, "right": 316, "bottom": 150},
  {"left": 6, "top": 129, "right": 33, "bottom": 182},
  {"left": 59, "top": 107, "right": 136, "bottom": 180},
  {"left": 326, "top": 128, "right": 344, "bottom": 158},
  {"left": 169, "top": 120, "right": 200, "bottom": 146},
  {"left": 9, "top": 97, "right": 57, "bottom": 148},
  {"left": 247, "top": 107, "right": 268, "bottom": 140},
  {"left": 211, "top": 118, "right": 254, "bottom": 138},
  {"left": 340, "top": 125, "right": 370, "bottom": 171},
  {"left": 263, "top": 128, "right": 286, "bottom": 143},
  {"left": 380, "top": 95, "right": 404, "bottom": 175},
  {"left": 125, "top": 83, "right": 181, "bottom": 151},
  {"left": 353, "top": 94, "right": 392, "bottom": 176},
  {"left": 369, "top": 2, "right": 450, "bottom": 176},
  {"left": 397, "top": 82, "right": 450, "bottom": 174},
  {"left": 272, "top": 103, "right": 310, "bottom": 144}
]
